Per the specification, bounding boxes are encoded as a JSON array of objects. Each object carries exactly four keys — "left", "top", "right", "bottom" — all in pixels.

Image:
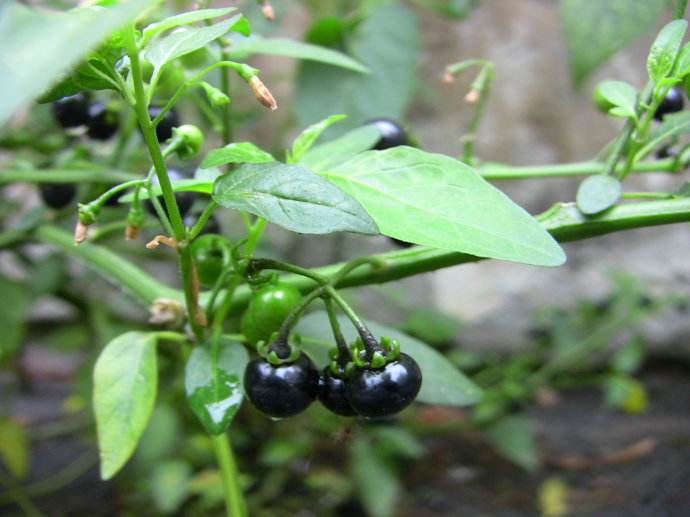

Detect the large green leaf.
[
  {"left": 212, "top": 162, "right": 379, "bottom": 235},
  {"left": 560, "top": 0, "right": 668, "bottom": 87},
  {"left": 295, "top": 3, "right": 419, "bottom": 134},
  {"left": 93, "top": 332, "right": 158, "bottom": 480},
  {"left": 0, "top": 0, "right": 154, "bottom": 126},
  {"left": 296, "top": 312, "right": 482, "bottom": 407},
  {"left": 0, "top": 418, "right": 29, "bottom": 480},
  {"left": 321, "top": 147, "right": 566, "bottom": 266},
  {"left": 299, "top": 125, "right": 381, "bottom": 173},
  {"left": 227, "top": 36, "right": 368, "bottom": 73},
  {"left": 185, "top": 339, "right": 248, "bottom": 435},
  {"left": 144, "top": 15, "right": 249, "bottom": 71},
  {"left": 0, "top": 276, "right": 30, "bottom": 363}
]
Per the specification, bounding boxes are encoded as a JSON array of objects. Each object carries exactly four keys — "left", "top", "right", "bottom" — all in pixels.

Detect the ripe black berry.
[
  {"left": 145, "top": 169, "right": 196, "bottom": 217},
  {"left": 654, "top": 86, "right": 684, "bottom": 121},
  {"left": 368, "top": 118, "right": 409, "bottom": 150},
  {"left": 346, "top": 353, "right": 422, "bottom": 418},
  {"left": 149, "top": 106, "right": 179, "bottom": 142},
  {"left": 244, "top": 354, "right": 318, "bottom": 418},
  {"left": 52, "top": 93, "right": 90, "bottom": 129},
  {"left": 655, "top": 145, "right": 677, "bottom": 159},
  {"left": 39, "top": 183, "right": 77, "bottom": 210},
  {"left": 318, "top": 368, "right": 357, "bottom": 416},
  {"left": 86, "top": 103, "right": 119, "bottom": 140}
]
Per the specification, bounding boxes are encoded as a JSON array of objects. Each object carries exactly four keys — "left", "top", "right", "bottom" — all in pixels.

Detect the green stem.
[
  {"left": 675, "top": 0, "right": 688, "bottom": 18},
  {"left": 245, "top": 218, "right": 267, "bottom": 256},
  {"left": 125, "top": 24, "right": 204, "bottom": 341},
  {"left": 0, "top": 169, "right": 139, "bottom": 185},
  {"left": 323, "top": 296, "right": 351, "bottom": 366},
  {"left": 247, "top": 258, "right": 328, "bottom": 284},
  {"left": 478, "top": 158, "right": 676, "bottom": 180},
  {"left": 211, "top": 434, "right": 246, "bottom": 517},
  {"left": 461, "top": 63, "right": 493, "bottom": 164},
  {"left": 109, "top": 110, "right": 138, "bottom": 168},
  {"left": 324, "top": 285, "right": 379, "bottom": 354},
  {"left": 188, "top": 200, "right": 219, "bottom": 240}
]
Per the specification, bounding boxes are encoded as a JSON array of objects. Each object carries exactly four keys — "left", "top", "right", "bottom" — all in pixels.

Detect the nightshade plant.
[{"left": 3, "top": 1, "right": 690, "bottom": 515}]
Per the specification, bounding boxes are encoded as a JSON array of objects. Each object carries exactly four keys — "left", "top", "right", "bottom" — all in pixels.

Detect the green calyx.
[
  {"left": 77, "top": 203, "right": 99, "bottom": 225},
  {"left": 257, "top": 333, "right": 302, "bottom": 365},
  {"left": 350, "top": 335, "right": 401, "bottom": 369},
  {"left": 328, "top": 349, "right": 354, "bottom": 378}
]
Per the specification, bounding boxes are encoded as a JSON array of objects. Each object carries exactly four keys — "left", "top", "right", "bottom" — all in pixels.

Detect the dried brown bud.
[
  {"left": 125, "top": 224, "right": 140, "bottom": 241},
  {"left": 261, "top": 1, "right": 275, "bottom": 21},
  {"left": 149, "top": 298, "right": 185, "bottom": 328},
  {"left": 249, "top": 76, "right": 278, "bottom": 110},
  {"left": 465, "top": 89, "right": 480, "bottom": 104},
  {"left": 442, "top": 70, "right": 455, "bottom": 84},
  {"left": 145, "top": 235, "right": 178, "bottom": 250},
  {"left": 74, "top": 221, "right": 90, "bottom": 245}
]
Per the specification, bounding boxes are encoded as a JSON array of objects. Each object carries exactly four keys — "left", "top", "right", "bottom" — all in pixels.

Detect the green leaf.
[
  {"left": 140, "top": 8, "right": 236, "bottom": 46},
  {"left": 596, "top": 80, "right": 638, "bottom": 118},
  {"left": 151, "top": 460, "right": 192, "bottom": 514},
  {"left": 212, "top": 162, "right": 379, "bottom": 235},
  {"left": 637, "top": 111, "right": 690, "bottom": 159},
  {"left": 296, "top": 312, "right": 482, "bottom": 407},
  {"left": 295, "top": 3, "right": 419, "bottom": 135},
  {"left": 145, "top": 15, "right": 249, "bottom": 71},
  {"left": 0, "top": 418, "right": 29, "bottom": 480},
  {"left": 411, "top": 0, "right": 478, "bottom": 19},
  {"left": 647, "top": 19, "right": 688, "bottom": 83},
  {"left": 350, "top": 439, "right": 400, "bottom": 517},
  {"left": 93, "top": 331, "right": 158, "bottom": 480},
  {"left": 576, "top": 174, "right": 622, "bottom": 215},
  {"left": 484, "top": 414, "right": 539, "bottom": 471},
  {"left": 560, "top": 0, "right": 668, "bottom": 87},
  {"left": 227, "top": 36, "right": 368, "bottom": 73},
  {"left": 0, "top": 276, "right": 30, "bottom": 363},
  {"left": 674, "top": 42, "right": 690, "bottom": 78},
  {"left": 322, "top": 147, "right": 566, "bottom": 267},
  {"left": 299, "top": 125, "right": 381, "bottom": 173},
  {"left": 201, "top": 142, "right": 275, "bottom": 169},
  {"left": 0, "top": 0, "right": 154, "bottom": 125},
  {"left": 184, "top": 339, "right": 248, "bottom": 435},
  {"left": 291, "top": 114, "right": 347, "bottom": 163}
]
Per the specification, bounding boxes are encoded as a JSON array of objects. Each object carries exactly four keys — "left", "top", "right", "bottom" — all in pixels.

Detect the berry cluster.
[{"left": 240, "top": 283, "right": 422, "bottom": 420}]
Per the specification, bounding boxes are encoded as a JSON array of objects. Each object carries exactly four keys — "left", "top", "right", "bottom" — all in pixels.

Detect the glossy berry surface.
[
  {"left": 368, "top": 118, "right": 409, "bottom": 150},
  {"left": 240, "top": 283, "right": 303, "bottom": 345},
  {"left": 145, "top": 169, "right": 196, "bottom": 217},
  {"left": 191, "top": 235, "right": 226, "bottom": 288},
  {"left": 39, "top": 183, "right": 77, "bottom": 210},
  {"left": 656, "top": 145, "right": 677, "bottom": 160},
  {"left": 244, "top": 354, "right": 318, "bottom": 418},
  {"left": 654, "top": 86, "right": 684, "bottom": 121},
  {"left": 317, "top": 368, "right": 357, "bottom": 416},
  {"left": 149, "top": 106, "right": 179, "bottom": 142},
  {"left": 52, "top": 93, "right": 90, "bottom": 128},
  {"left": 86, "top": 103, "right": 119, "bottom": 140},
  {"left": 346, "top": 353, "right": 422, "bottom": 418}
]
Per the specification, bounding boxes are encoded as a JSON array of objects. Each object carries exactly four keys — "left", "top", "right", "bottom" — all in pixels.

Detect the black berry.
[
  {"left": 52, "top": 93, "right": 90, "bottom": 129},
  {"left": 346, "top": 353, "right": 422, "bottom": 418},
  {"left": 656, "top": 145, "right": 677, "bottom": 159},
  {"left": 317, "top": 368, "right": 357, "bottom": 416},
  {"left": 654, "top": 86, "right": 684, "bottom": 121},
  {"left": 368, "top": 118, "right": 409, "bottom": 150},
  {"left": 39, "top": 183, "right": 77, "bottom": 210},
  {"left": 145, "top": 169, "right": 196, "bottom": 217},
  {"left": 149, "top": 106, "right": 179, "bottom": 142},
  {"left": 244, "top": 354, "right": 319, "bottom": 418},
  {"left": 86, "top": 103, "right": 119, "bottom": 140}
]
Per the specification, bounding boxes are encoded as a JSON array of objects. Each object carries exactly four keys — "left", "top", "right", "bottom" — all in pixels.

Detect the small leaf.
[
  {"left": 576, "top": 174, "right": 621, "bottom": 215},
  {"left": 323, "top": 147, "right": 566, "bottom": 266},
  {"left": 636, "top": 111, "right": 690, "bottom": 159},
  {"left": 212, "top": 162, "right": 379, "bottom": 235},
  {"left": 151, "top": 460, "right": 192, "bottom": 514},
  {"left": 140, "top": 8, "right": 236, "bottom": 46},
  {"left": 0, "top": 276, "right": 30, "bottom": 363},
  {"left": 291, "top": 114, "right": 347, "bottom": 163},
  {"left": 145, "top": 15, "right": 249, "bottom": 71},
  {"left": 647, "top": 19, "right": 688, "bottom": 83},
  {"left": 674, "top": 42, "right": 690, "bottom": 78},
  {"left": 0, "top": 418, "right": 29, "bottom": 479},
  {"left": 185, "top": 339, "right": 248, "bottom": 435},
  {"left": 201, "top": 142, "right": 275, "bottom": 169},
  {"left": 350, "top": 440, "right": 400, "bottom": 517},
  {"left": 299, "top": 125, "right": 381, "bottom": 173},
  {"left": 596, "top": 80, "right": 637, "bottom": 118},
  {"left": 484, "top": 414, "right": 539, "bottom": 471},
  {"left": 228, "top": 36, "right": 368, "bottom": 73},
  {"left": 296, "top": 312, "right": 482, "bottom": 407},
  {"left": 93, "top": 332, "right": 158, "bottom": 480}
]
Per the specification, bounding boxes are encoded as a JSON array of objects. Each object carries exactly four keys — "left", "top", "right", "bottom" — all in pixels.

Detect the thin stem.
[
  {"left": 0, "top": 169, "right": 139, "bottom": 185},
  {"left": 188, "top": 200, "right": 219, "bottom": 240},
  {"left": 272, "top": 286, "right": 327, "bottom": 353},
  {"left": 675, "top": 0, "right": 688, "bottom": 19},
  {"left": 247, "top": 258, "right": 328, "bottom": 284},
  {"left": 461, "top": 64, "right": 493, "bottom": 164},
  {"left": 219, "top": 49, "right": 234, "bottom": 144},
  {"left": 109, "top": 110, "right": 137, "bottom": 168},
  {"left": 330, "top": 257, "right": 387, "bottom": 286},
  {"left": 211, "top": 434, "right": 246, "bottom": 517},
  {"left": 245, "top": 219, "right": 267, "bottom": 256},
  {"left": 620, "top": 192, "right": 674, "bottom": 200},
  {"left": 478, "top": 158, "right": 676, "bottom": 180},
  {"left": 323, "top": 296, "right": 351, "bottom": 366},
  {"left": 324, "top": 285, "right": 379, "bottom": 356},
  {"left": 124, "top": 24, "right": 205, "bottom": 340}
]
